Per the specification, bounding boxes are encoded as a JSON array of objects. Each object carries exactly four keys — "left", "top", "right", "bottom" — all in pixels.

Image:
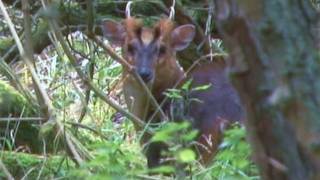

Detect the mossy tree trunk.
[
  {"left": 213, "top": 0, "right": 320, "bottom": 179},
  {"left": 0, "top": 80, "right": 43, "bottom": 153}
]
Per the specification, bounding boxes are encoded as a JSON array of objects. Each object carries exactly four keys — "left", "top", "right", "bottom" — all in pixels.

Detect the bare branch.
[
  {"left": 0, "top": 0, "right": 53, "bottom": 118},
  {"left": 0, "top": 117, "right": 45, "bottom": 122},
  {"left": 0, "top": 160, "right": 14, "bottom": 180}
]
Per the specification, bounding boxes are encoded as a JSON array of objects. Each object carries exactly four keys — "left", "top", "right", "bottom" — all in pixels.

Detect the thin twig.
[
  {"left": 86, "top": 0, "right": 94, "bottom": 35},
  {"left": 91, "top": 36, "right": 132, "bottom": 69},
  {"left": 0, "top": 57, "right": 37, "bottom": 106},
  {"left": 67, "top": 121, "right": 109, "bottom": 140},
  {"left": 0, "top": 160, "right": 14, "bottom": 180},
  {"left": 70, "top": 77, "right": 95, "bottom": 125},
  {"left": 0, "top": 117, "right": 45, "bottom": 122},
  {"left": 21, "top": 167, "right": 36, "bottom": 180},
  {"left": 77, "top": 42, "right": 95, "bottom": 125}
]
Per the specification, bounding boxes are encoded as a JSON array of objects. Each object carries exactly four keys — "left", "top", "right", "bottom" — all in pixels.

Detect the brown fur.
[{"left": 187, "top": 60, "right": 244, "bottom": 164}]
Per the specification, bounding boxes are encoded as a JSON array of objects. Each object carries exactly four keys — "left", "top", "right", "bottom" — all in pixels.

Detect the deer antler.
[
  {"left": 125, "top": 1, "right": 133, "bottom": 18},
  {"left": 168, "top": 0, "right": 176, "bottom": 20}
]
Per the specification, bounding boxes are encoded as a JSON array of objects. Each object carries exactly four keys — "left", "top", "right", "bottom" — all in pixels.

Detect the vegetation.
[{"left": 0, "top": 0, "right": 319, "bottom": 179}]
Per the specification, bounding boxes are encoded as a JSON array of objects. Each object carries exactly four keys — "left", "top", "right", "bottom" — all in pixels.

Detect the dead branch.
[{"left": 0, "top": 160, "right": 14, "bottom": 180}]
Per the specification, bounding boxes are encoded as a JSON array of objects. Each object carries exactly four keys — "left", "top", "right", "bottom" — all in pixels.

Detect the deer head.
[{"left": 101, "top": 17, "right": 195, "bottom": 83}]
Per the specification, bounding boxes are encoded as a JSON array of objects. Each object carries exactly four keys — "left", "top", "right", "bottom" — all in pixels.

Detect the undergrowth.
[{"left": 0, "top": 30, "right": 259, "bottom": 179}]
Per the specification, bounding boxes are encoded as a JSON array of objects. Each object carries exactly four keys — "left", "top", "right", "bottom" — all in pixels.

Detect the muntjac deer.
[{"left": 101, "top": 17, "right": 244, "bottom": 168}]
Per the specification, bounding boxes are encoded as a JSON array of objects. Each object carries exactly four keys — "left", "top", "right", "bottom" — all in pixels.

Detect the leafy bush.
[{"left": 207, "top": 124, "right": 259, "bottom": 180}]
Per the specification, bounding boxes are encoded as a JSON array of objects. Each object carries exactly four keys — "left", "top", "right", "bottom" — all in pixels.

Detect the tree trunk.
[
  {"left": 0, "top": 79, "right": 68, "bottom": 154},
  {"left": 213, "top": 0, "right": 320, "bottom": 179}
]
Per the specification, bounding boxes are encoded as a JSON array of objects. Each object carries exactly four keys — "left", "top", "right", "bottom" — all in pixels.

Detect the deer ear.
[
  {"left": 101, "top": 19, "right": 126, "bottom": 46},
  {"left": 171, "top": 24, "right": 195, "bottom": 51}
]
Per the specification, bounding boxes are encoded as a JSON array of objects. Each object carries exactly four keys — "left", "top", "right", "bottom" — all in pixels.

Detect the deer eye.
[{"left": 159, "top": 45, "right": 166, "bottom": 55}]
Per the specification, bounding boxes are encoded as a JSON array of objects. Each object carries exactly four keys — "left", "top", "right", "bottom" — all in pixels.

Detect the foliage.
[
  {"left": 60, "top": 123, "right": 258, "bottom": 180},
  {"left": 0, "top": 34, "right": 259, "bottom": 178},
  {"left": 0, "top": 151, "right": 74, "bottom": 179},
  {"left": 0, "top": 80, "right": 43, "bottom": 153},
  {"left": 208, "top": 125, "right": 259, "bottom": 180},
  {"left": 0, "top": 80, "right": 35, "bottom": 117},
  {"left": 67, "top": 140, "right": 145, "bottom": 179},
  {"left": 0, "top": 0, "right": 261, "bottom": 179},
  {"left": 150, "top": 121, "right": 198, "bottom": 175}
]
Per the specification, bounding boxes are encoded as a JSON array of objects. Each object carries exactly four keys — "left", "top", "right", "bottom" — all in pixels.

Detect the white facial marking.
[{"left": 141, "top": 29, "right": 153, "bottom": 45}]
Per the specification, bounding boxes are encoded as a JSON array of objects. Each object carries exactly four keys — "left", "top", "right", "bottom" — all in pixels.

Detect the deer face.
[{"left": 101, "top": 18, "right": 195, "bottom": 83}]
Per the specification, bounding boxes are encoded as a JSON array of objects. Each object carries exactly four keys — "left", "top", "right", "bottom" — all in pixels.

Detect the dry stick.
[
  {"left": 86, "top": 0, "right": 94, "bottom": 35},
  {"left": 70, "top": 76, "right": 95, "bottom": 121},
  {"left": 47, "top": 20, "right": 150, "bottom": 133},
  {"left": 64, "top": 132, "right": 83, "bottom": 164},
  {"left": 21, "top": 0, "right": 48, "bottom": 121},
  {"left": 78, "top": 0, "right": 95, "bottom": 123},
  {"left": 0, "top": 58, "right": 37, "bottom": 106},
  {"left": 0, "top": 117, "right": 46, "bottom": 122},
  {"left": 92, "top": 36, "right": 168, "bottom": 121},
  {"left": 0, "top": 0, "right": 53, "bottom": 118},
  {"left": 21, "top": 167, "right": 36, "bottom": 180},
  {"left": 75, "top": 0, "right": 95, "bottom": 124},
  {"left": 22, "top": 0, "right": 35, "bottom": 68},
  {"left": 67, "top": 121, "right": 108, "bottom": 140},
  {"left": 1, "top": 0, "right": 85, "bottom": 165},
  {"left": 0, "top": 160, "right": 14, "bottom": 180},
  {"left": 73, "top": 75, "right": 92, "bottom": 124}
]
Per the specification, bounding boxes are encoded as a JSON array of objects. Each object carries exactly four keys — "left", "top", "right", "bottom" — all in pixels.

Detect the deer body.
[{"left": 102, "top": 18, "right": 244, "bottom": 168}]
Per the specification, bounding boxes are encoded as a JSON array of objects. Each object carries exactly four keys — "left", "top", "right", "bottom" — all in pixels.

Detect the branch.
[
  {"left": 22, "top": 0, "right": 50, "bottom": 117},
  {"left": 0, "top": 0, "right": 53, "bottom": 118},
  {"left": 0, "top": 117, "right": 45, "bottom": 122},
  {"left": 67, "top": 121, "right": 108, "bottom": 140},
  {"left": 0, "top": 160, "right": 14, "bottom": 180},
  {"left": 0, "top": 57, "right": 37, "bottom": 107}
]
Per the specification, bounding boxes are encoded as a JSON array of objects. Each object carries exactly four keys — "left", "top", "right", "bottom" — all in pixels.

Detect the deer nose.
[{"left": 137, "top": 68, "right": 153, "bottom": 82}]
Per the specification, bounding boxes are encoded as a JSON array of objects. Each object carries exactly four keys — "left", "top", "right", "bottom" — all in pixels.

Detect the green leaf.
[
  {"left": 181, "top": 130, "right": 199, "bottom": 141},
  {"left": 181, "top": 79, "right": 193, "bottom": 90},
  {"left": 164, "top": 89, "right": 183, "bottom": 99},
  {"left": 151, "top": 130, "right": 172, "bottom": 142},
  {"left": 151, "top": 122, "right": 190, "bottom": 142},
  {"left": 176, "top": 149, "right": 196, "bottom": 163},
  {"left": 192, "top": 83, "right": 212, "bottom": 91},
  {"left": 149, "top": 165, "right": 175, "bottom": 174}
]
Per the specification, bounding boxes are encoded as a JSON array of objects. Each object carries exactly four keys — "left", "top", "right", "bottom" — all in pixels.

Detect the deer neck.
[{"left": 152, "top": 57, "right": 186, "bottom": 101}]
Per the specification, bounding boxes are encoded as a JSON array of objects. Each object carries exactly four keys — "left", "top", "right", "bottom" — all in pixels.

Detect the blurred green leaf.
[
  {"left": 164, "top": 89, "right": 183, "bottom": 99},
  {"left": 181, "top": 129, "right": 199, "bottom": 141},
  {"left": 192, "top": 83, "right": 212, "bottom": 92},
  {"left": 176, "top": 149, "right": 196, "bottom": 163},
  {"left": 149, "top": 165, "right": 175, "bottom": 174},
  {"left": 181, "top": 79, "right": 193, "bottom": 90}
]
